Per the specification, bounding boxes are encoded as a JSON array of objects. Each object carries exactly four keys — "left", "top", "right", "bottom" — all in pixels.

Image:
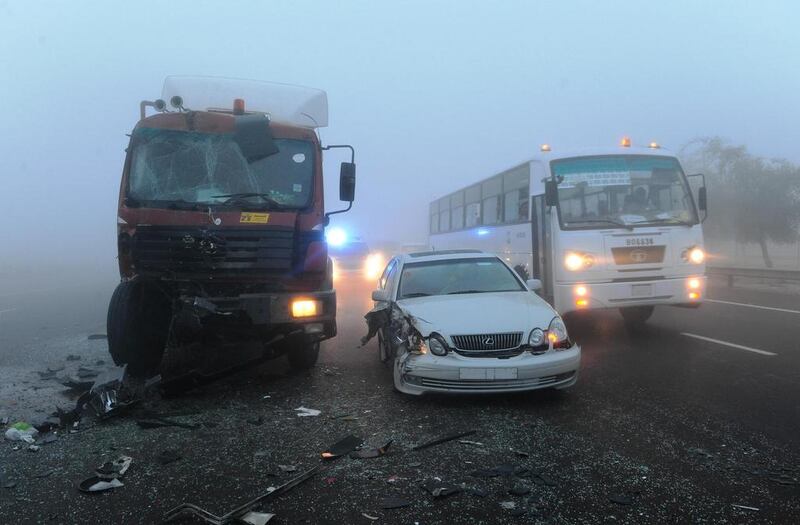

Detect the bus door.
[{"left": 531, "top": 195, "right": 554, "bottom": 304}]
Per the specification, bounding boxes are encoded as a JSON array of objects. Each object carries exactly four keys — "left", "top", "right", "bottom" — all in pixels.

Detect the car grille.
[
  {"left": 611, "top": 246, "right": 665, "bottom": 265},
  {"left": 418, "top": 372, "right": 575, "bottom": 391},
  {"left": 131, "top": 226, "right": 296, "bottom": 278},
  {"left": 451, "top": 333, "right": 523, "bottom": 353}
]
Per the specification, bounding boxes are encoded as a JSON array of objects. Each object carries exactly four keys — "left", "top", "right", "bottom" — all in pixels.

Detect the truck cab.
[{"left": 109, "top": 77, "right": 355, "bottom": 376}]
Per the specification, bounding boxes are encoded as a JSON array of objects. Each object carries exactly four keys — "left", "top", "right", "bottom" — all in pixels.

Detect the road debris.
[
  {"left": 240, "top": 512, "right": 275, "bottom": 525},
  {"left": 79, "top": 455, "right": 132, "bottom": 493},
  {"left": 156, "top": 449, "right": 182, "bottom": 465},
  {"left": 66, "top": 354, "right": 81, "bottom": 361},
  {"left": 732, "top": 504, "right": 760, "bottom": 511},
  {"left": 0, "top": 469, "right": 16, "bottom": 489},
  {"left": 380, "top": 496, "right": 411, "bottom": 509},
  {"left": 295, "top": 407, "right": 321, "bottom": 417},
  {"left": 458, "top": 439, "right": 485, "bottom": 447},
  {"left": 412, "top": 430, "right": 476, "bottom": 451},
  {"left": 608, "top": 493, "right": 633, "bottom": 505},
  {"left": 79, "top": 477, "right": 124, "bottom": 493},
  {"left": 163, "top": 465, "right": 318, "bottom": 524},
  {"left": 351, "top": 440, "right": 393, "bottom": 459},
  {"left": 321, "top": 434, "right": 363, "bottom": 460},
  {"left": 500, "top": 501, "right": 517, "bottom": 510},
  {"left": 361, "top": 513, "right": 379, "bottom": 520},
  {"left": 470, "top": 464, "right": 521, "bottom": 478},
  {"left": 421, "top": 478, "right": 461, "bottom": 498},
  {"left": 28, "top": 444, "right": 40, "bottom": 452},
  {"left": 5, "top": 422, "right": 39, "bottom": 443},
  {"left": 508, "top": 484, "right": 530, "bottom": 496},
  {"left": 278, "top": 465, "right": 298, "bottom": 473}
]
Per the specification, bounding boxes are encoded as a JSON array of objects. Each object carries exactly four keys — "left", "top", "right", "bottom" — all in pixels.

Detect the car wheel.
[
  {"left": 288, "top": 340, "right": 320, "bottom": 370},
  {"left": 107, "top": 280, "right": 171, "bottom": 378},
  {"left": 619, "top": 305, "right": 655, "bottom": 327}
]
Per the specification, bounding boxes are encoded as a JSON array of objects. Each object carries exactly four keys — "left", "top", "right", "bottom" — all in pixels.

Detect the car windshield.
[
  {"left": 128, "top": 128, "right": 314, "bottom": 209},
  {"left": 552, "top": 155, "right": 698, "bottom": 229},
  {"left": 398, "top": 257, "right": 524, "bottom": 299}
]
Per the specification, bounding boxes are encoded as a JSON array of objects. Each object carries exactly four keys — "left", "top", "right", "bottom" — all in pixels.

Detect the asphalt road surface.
[{"left": 0, "top": 273, "right": 798, "bottom": 523}]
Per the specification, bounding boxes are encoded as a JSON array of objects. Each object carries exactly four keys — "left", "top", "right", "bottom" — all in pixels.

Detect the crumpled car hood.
[{"left": 396, "top": 291, "right": 557, "bottom": 337}]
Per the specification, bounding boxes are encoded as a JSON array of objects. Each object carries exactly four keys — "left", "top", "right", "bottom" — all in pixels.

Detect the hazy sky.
[{"left": 1, "top": 0, "right": 798, "bottom": 272}]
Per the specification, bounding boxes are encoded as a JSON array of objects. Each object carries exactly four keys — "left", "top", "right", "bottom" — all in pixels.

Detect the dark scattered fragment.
[
  {"left": 412, "top": 430, "right": 476, "bottom": 451},
  {"left": 1, "top": 469, "right": 17, "bottom": 489},
  {"left": 531, "top": 472, "right": 557, "bottom": 487},
  {"left": 60, "top": 378, "right": 95, "bottom": 393},
  {"left": 33, "top": 417, "right": 61, "bottom": 433},
  {"left": 471, "top": 464, "right": 521, "bottom": 478},
  {"left": 609, "top": 493, "right": 633, "bottom": 505},
  {"left": 33, "top": 469, "right": 56, "bottom": 479},
  {"left": 37, "top": 370, "right": 59, "bottom": 380},
  {"left": 247, "top": 416, "right": 265, "bottom": 426},
  {"left": 351, "top": 440, "right": 393, "bottom": 459},
  {"left": 66, "top": 354, "right": 82, "bottom": 361},
  {"left": 380, "top": 496, "right": 412, "bottom": 509},
  {"left": 77, "top": 367, "right": 99, "bottom": 379},
  {"left": 464, "top": 486, "right": 488, "bottom": 497},
  {"left": 509, "top": 484, "right": 530, "bottom": 496},
  {"left": 0, "top": 416, "right": 8, "bottom": 425},
  {"left": 321, "top": 434, "right": 363, "bottom": 461},
  {"left": 156, "top": 449, "right": 182, "bottom": 465},
  {"left": 422, "top": 478, "right": 461, "bottom": 498}
]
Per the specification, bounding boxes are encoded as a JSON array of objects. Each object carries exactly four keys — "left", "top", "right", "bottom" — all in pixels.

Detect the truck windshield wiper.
[
  {"left": 566, "top": 218, "right": 633, "bottom": 230},
  {"left": 211, "top": 193, "right": 287, "bottom": 209}
]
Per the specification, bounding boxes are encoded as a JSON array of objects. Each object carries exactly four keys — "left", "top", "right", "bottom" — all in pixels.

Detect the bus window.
[
  {"left": 482, "top": 175, "right": 503, "bottom": 225},
  {"left": 430, "top": 213, "right": 439, "bottom": 233},
  {"left": 439, "top": 210, "right": 451, "bottom": 231},
  {"left": 451, "top": 206, "right": 464, "bottom": 229},
  {"left": 503, "top": 165, "right": 530, "bottom": 223},
  {"left": 465, "top": 183, "right": 481, "bottom": 227}
]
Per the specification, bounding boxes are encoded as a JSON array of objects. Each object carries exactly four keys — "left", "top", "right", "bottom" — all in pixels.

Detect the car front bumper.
[{"left": 395, "top": 344, "right": 581, "bottom": 395}]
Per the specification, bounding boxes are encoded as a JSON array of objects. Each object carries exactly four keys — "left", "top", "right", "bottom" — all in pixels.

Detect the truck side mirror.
[
  {"left": 698, "top": 186, "right": 707, "bottom": 211},
  {"left": 371, "top": 289, "right": 389, "bottom": 302},
  {"left": 340, "top": 162, "right": 356, "bottom": 202},
  {"left": 544, "top": 180, "right": 558, "bottom": 207}
]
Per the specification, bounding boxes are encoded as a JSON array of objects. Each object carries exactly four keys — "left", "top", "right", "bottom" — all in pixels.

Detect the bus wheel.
[
  {"left": 619, "top": 305, "right": 655, "bottom": 327},
  {"left": 107, "top": 280, "right": 171, "bottom": 378},
  {"left": 288, "top": 339, "right": 320, "bottom": 370}
]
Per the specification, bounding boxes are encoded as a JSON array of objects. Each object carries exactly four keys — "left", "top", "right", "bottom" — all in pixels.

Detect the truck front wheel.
[
  {"left": 287, "top": 339, "right": 320, "bottom": 370},
  {"left": 107, "top": 280, "right": 172, "bottom": 378},
  {"left": 619, "top": 305, "right": 655, "bottom": 327}
]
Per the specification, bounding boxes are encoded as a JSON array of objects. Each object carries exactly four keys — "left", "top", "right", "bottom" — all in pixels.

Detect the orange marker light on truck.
[
  {"left": 292, "top": 299, "right": 321, "bottom": 318},
  {"left": 689, "top": 291, "right": 700, "bottom": 300},
  {"left": 620, "top": 136, "right": 632, "bottom": 147},
  {"left": 233, "top": 98, "right": 245, "bottom": 115},
  {"left": 576, "top": 298, "right": 589, "bottom": 308}
]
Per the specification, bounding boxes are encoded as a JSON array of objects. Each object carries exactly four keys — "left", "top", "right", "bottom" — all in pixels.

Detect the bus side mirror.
[
  {"left": 339, "top": 162, "right": 356, "bottom": 202},
  {"left": 698, "top": 186, "right": 707, "bottom": 211},
  {"left": 544, "top": 180, "right": 558, "bottom": 207}
]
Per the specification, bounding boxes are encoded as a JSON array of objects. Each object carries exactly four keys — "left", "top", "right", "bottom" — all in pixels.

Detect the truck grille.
[
  {"left": 451, "top": 332, "right": 523, "bottom": 354},
  {"left": 611, "top": 246, "right": 665, "bottom": 265},
  {"left": 131, "top": 226, "right": 296, "bottom": 278}
]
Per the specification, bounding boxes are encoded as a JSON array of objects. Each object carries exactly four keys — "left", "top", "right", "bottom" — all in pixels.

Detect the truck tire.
[
  {"left": 107, "top": 281, "right": 171, "bottom": 377},
  {"left": 619, "top": 305, "right": 655, "bottom": 327},
  {"left": 287, "top": 340, "right": 320, "bottom": 370}
]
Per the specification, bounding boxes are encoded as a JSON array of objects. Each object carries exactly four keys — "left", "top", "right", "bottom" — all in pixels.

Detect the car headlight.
[
  {"left": 681, "top": 246, "right": 705, "bottom": 264},
  {"left": 564, "top": 251, "right": 595, "bottom": 271},
  {"left": 528, "top": 328, "right": 545, "bottom": 346},
  {"left": 546, "top": 316, "right": 570, "bottom": 349},
  {"left": 427, "top": 334, "right": 448, "bottom": 356}
]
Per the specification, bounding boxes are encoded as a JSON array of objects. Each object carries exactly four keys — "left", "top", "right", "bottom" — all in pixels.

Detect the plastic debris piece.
[
  {"left": 28, "top": 444, "right": 41, "bottom": 452},
  {"left": 458, "top": 440, "right": 485, "bottom": 447},
  {"left": 321, "top": 434, "right": 363, "bottom": 461},
  {"left": 380, "top": 497, "right": 411, "bottom": 509},
  {"left": 278, "top": 465, "right": 298, "bottom": 473},
  {"left": 96, "top": 456, "right": 132, "bottom": 479},
  {"left": 732, "top": 504, "right": 760, "bottom": 511},
  {"left": 5, "top": 422, "right": 39, "bottom": 443},
  {"left": 88, "top": 334, "right": 108, "bottom": 340},
  {"left": 241, "top": 512, "right": 275, "bottom": 525},
  {"left": 295, "top": 407, "right": 321, "bottom": 417},
  {"left": 362, "top": 513, "right": 379, "bottom": 521},
  {"left": 609, "top": 493, "right": 633, "bottom": 505},
  {"left": 508, "top": 485, "right": 530, "bottom": 496},
  {"left": 500, "top": 501, "right": 517, "bottom": 510},
  {"left": 412, "top": 430, "right": 476, "bottom": 451},
  {"left": 79, "top": 476, "right": 124, "bottom": 493},
  {"left": 421, "top": 478, "right": 461, "bottom": 498},
  {"left": 66, "top": 354, "right": 82, "bottom": 361},
  {"left": 157, "top": 449, "right": 182, "bottom": 465},
  {"left": 351, "top": 440, "right": 393, "bottom": 459},
  {"left": 386, "top": 475, "right": 402, "bottom": 484}
]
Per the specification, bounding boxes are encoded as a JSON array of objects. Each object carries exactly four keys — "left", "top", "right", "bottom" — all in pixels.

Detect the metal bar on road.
[{"left": 681, "top": 332, "right": 777, "bottom": 356}]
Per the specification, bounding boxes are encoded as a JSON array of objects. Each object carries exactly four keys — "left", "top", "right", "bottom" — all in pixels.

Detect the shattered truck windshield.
[{"left": 128, "top": 128, "right": 314, "bottom": 209}]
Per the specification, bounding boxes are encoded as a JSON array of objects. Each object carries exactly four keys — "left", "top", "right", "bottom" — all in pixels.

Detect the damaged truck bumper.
[
  {"left": 393, "top": 345, "right": 580, "bottom": 395},
  {"left": 189, "top": 290, "right": 337, "bottom": 340}
]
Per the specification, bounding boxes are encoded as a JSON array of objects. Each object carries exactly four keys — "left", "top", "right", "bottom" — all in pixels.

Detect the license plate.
[
  {"left": 459, "top": 368, "right": 518, "bottom": 380},
  {"left": 631, "top": 284, "right": 653, "bottom": 297}
]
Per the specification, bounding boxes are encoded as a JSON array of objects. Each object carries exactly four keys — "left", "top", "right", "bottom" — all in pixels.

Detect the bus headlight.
[
  {"left": 564, "top": 251, "right": 595, "bottom": 271},
  {"left": 681, "top": 246, "right": 705, "bottom": 264}
]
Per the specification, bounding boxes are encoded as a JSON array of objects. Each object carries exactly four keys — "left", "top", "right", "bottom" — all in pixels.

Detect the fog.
[{"left": 1, "top": 0, "right": 798, "bottom": 278}]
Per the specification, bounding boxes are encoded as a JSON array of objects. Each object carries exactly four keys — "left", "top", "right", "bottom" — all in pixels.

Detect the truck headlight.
[
  {"left": 427, "top": 334, "right": 448, "bottom": 356},
  {"left": 292, "top": 299, "right": 321, "bottom": 318},
  {"left": 529, "top": 328, "right": 545, "bottom": 346},
  {"left": 364, "top": 253, "right": 385, "bottom": 280},
  {"left": 546, "top": 316, "right": 570, "bottom": 349},
  {"left": 681, "top": 246, "right": 705, "bottom": 264},
  {"left": 564, "top": 251, "right": 595, "bottom": 271}
]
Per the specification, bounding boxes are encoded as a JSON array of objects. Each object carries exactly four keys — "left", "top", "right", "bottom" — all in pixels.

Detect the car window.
[{"left": 398, "top": 257, "right": 524, "bottom": 299}]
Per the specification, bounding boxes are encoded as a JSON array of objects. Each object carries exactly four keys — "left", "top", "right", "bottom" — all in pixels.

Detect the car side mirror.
[
  {"left": 544, "top": 180, "right": 558, "bottom": 207},
  {"left": 340, "top": 162, "right": 356, "bottom": 202},
  {"left": 698, "top": 186, "right": 707, "bottom": 211},
  {"left": 371, "top": 289, "right": 390, "bottom": 302},
  {"left": 526, "top": 279, "right": 542, "bottom": 291}
]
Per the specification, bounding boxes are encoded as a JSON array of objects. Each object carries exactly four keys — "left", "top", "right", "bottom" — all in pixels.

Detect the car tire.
[
  {"left": 288, "top": 340, "right": 320, "bottom": 370},
  {"left": 619, "top": 305, "right": 655, "bottom": 327},
  {"left": 107, "top": 280, "right": 171, "bottom": 378}
]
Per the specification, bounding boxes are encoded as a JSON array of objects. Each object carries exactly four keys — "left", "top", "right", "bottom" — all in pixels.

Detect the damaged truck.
[{"left": 108, "top": 76, "right": 356, "bottom": 377}]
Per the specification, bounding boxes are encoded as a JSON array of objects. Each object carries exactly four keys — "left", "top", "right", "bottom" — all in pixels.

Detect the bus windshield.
[{"left": 551, "top": 155, "right": 698, "bottom": 229}]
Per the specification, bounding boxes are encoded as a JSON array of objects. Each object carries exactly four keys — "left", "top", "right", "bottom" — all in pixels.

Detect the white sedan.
[{"left": 366, "top": 250, "right": 580, "bottom": 395}]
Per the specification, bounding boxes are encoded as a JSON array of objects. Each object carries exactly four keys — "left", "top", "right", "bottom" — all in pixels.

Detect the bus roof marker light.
[
  {"left": 540, "top": 144, "right": 552, "bottom": 152},
  {"left": 620, "top": 136, "right": 632, "bottom": 147},
  {"left": 476, "top": 228, "right": 490, "bottom": 236},
  {"left": 649, "top": 141, "right": 660, "bottom": 149}
]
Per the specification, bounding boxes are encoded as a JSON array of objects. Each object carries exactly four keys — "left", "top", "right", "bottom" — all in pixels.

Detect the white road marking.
[
  {"left": 0, "top": 308, "right": 17, "bottom": 315},
  {"left": 681, "top": 332, "right": 777, "bottom": 356},
  {"left": 706, "top": 298, "right": 800, "bottom": 315}
]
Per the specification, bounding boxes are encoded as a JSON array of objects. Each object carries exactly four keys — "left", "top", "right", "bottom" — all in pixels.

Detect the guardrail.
[{"left": 707, "top": 266, "right": 800, "bottom": 286}]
